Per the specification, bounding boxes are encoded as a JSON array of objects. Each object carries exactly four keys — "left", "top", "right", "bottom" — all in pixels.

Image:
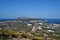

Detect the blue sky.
[{"left": 0, "top": 0, "right": 60, "bottom": 18}]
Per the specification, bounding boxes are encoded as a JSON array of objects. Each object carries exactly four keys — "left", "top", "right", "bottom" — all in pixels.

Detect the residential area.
[{"left": 0, "top": 18, "right": 60, "bottom": 40}]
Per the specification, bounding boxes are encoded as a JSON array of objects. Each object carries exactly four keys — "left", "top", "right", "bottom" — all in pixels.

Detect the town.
[{"left": 0, "top": 18, "right": 60, "bottom": 40}]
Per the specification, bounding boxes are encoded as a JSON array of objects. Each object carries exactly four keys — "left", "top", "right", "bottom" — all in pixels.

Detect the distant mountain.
[
  {"left": 0, "top": 18, "right": 60, "bottom": 24},
  {"left": 16, "top": 17, "right": 45, "bottom": 21},
  {"left": 0, "top": 17, "right": 44, "bottom": 21}
]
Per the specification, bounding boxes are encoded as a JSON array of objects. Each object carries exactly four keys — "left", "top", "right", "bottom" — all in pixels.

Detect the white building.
[
  {"left": 47, "top": 30, "right": 55, "bottom": 32},
  {"left": 27, "top": 23, "right": 32, "bottom": 26},
  {"left": 38, "top": 26, "right": 42, "bottom": 30}
]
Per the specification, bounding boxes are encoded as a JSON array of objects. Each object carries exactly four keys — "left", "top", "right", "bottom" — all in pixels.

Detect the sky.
[{"left": 0, "top": 0, "right": 60, "bottom": 19}]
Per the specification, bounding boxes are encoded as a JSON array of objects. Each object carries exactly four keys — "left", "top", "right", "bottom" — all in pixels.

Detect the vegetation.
[{"left": 0, "top": 28, "right": 60, "bottom": 40}]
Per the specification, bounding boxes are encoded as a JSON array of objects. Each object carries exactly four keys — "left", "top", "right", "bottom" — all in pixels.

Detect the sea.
[{"left": 44, "top": 19, "right": 60, "bottom": 24}]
